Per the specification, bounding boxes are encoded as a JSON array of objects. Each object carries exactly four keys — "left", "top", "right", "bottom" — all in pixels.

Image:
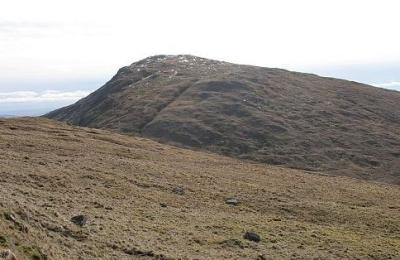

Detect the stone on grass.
[
  {"left": 70, "top": 215, "right": 88, "bottom": 226},
  {"left": 172, "top": 187, "right": 185, "bottom": 195},
  {"left": 225, "top": 197, "right": 239, "bottom": 206},
  {"left": 244, "top": 231, "right": 261, "bottom": 242}
]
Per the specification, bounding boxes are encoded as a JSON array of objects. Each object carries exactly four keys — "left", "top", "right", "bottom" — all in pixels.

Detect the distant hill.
[
  {"left": 0, "top": 115, "right": 16, "bottom": 118},
  {"left": 45, "top": 55, "right": 400, "bottom": 184},
  {"left": 0, "top": 118, "right": 399, "bottom": 259}
]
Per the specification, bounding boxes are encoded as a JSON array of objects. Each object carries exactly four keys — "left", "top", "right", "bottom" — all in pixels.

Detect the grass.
[
  {"left": 0, "top": 117, "right": 399, "bottom": 259},
  {"left": 45, "top": 55, "right": 400, "bottom": 184}
]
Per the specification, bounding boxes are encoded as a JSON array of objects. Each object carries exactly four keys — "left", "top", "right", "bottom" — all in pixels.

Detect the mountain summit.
[{"left": 45, "top": 55, "right": 400, "bottom": 183}]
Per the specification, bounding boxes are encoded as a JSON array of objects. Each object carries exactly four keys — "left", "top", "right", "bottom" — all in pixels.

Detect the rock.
[
  {"left": 257, "top": 254, "right": 268, "bottom": 260},
  {"left": 3, "top": 212, "right": 16, "bottom": 222},
  {"left": 160, "top": 203, "right": 167, "bottom": 208},
  {"left": 0, "top": 249, "right": 17, "bottom": 260},
  {"left": 70, "top": 215, "right": 88, "bottom": 226},
  {"left": 172, "top": 187, "right": 185, "bottom": 195},
  {"left": 244, "top": 231, "right": 261, "bottom": 242},
  {"left": 225, "top": 197, "right": 240, "bottom": 206}
]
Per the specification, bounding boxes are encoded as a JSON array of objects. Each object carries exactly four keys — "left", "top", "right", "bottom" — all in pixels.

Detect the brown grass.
[
  {"left": 0, "top": 118, "right": 399, "bottom": 259},
  {"left": 45, "top": 55, "right": 400, "bottom": 184}
]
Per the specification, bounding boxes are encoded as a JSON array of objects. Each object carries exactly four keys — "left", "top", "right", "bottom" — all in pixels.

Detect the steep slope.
[
  {"left": 45, "top": 55, "right": 400, "bottom": 183},
  {"left": 0, "top": 118, "right": 399, "bottom": 259}
]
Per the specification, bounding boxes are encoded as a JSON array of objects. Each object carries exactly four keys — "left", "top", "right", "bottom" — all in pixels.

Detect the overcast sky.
[{"left": 1, "top": 0, "right": 400, "bottom": 115}]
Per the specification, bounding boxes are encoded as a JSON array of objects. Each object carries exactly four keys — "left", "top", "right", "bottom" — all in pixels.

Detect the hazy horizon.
[
  {"left": 1, "top": 0, "right": 400, "bottom": 116},
  {"left": 1, "top": 56, "right": 399, "bottom": 117}
]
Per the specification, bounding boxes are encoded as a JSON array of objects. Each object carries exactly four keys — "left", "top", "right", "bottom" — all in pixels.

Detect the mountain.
[
  {"left": 45, "top": 55, "right": 400, "bottom": 184},
  {"left": 0, "top": 118, "right": 399, "bottom": 259}
]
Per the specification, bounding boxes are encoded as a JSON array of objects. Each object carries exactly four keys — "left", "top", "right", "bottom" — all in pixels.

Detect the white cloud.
[
  {"left": 373, "top": 82, "right": 400, "bottom": 91},
  {"left": 0, "top": 90, "right": 90, "bottom": 103},
  {"left": 1, "top": 0, "right": 400, "bottom": 84}
]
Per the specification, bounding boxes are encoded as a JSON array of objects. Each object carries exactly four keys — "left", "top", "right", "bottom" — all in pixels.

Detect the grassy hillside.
[
  {"left": 45, "top": 55, "right": 400, "bottom": 184},
  {"left": 0, "top": 118, "right": 399, "bottom": 259}
]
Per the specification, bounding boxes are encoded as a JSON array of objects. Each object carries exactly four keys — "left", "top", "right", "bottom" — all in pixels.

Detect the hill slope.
[
  {"left": 45, "top": 55, "right": 400, "bottom": 184},
  {"left": 0, "top": 118, "right": 399, "bottom": 259}
]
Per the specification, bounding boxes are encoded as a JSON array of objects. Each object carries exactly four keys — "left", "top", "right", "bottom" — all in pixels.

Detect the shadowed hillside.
[
  {"left": 46, "top": 55, "right": 400, "bottom": 183},
  {"left": 0, "top": 118, "right": 399, "bottom": 259}
]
